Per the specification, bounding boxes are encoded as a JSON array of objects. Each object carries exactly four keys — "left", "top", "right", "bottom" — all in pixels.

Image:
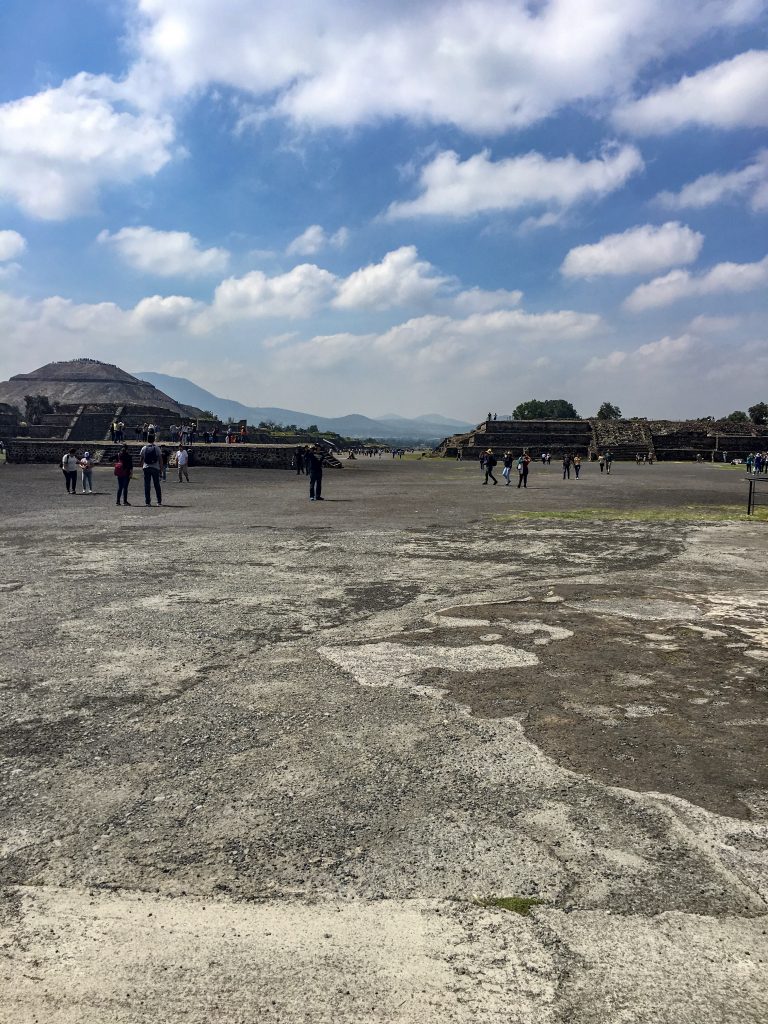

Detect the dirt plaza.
[{"left": 1, "top": 457, "right": 767, "bottom": 1023}]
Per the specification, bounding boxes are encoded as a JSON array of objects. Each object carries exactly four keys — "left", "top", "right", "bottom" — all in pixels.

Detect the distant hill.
[{"left": 134, "top": 371, "right": 473, "bottom": 440}]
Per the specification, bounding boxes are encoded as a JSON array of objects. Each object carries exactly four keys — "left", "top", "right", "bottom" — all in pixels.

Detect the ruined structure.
[{"left": 439, "top": 417, "right": 768, "bottom": 461}]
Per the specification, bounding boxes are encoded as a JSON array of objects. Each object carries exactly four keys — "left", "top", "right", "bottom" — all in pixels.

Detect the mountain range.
[{"left": 134, "top": 372, "right": 473, "bottom": 440}]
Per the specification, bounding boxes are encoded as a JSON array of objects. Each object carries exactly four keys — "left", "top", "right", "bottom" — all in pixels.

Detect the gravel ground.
[{"left": 0, "top": 458, "right": 766, "bottom": 1022}]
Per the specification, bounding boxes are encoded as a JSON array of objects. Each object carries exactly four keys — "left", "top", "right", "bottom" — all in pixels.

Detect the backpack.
[
  {"left": 144, "top": 445, "right": 159, "bottom": 465},
  {"left": 487, "top": 455, "right": 497, "bottom": 467}
]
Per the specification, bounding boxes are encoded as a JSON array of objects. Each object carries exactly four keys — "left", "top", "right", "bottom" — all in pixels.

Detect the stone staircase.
[{"left": 591, "top": 420, "right": 654, "bottom": 460}]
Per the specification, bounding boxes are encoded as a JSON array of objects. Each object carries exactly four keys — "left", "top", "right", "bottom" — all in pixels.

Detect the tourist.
[
  {"left": 517, "top": 450, "right": 531, "bottom": 488},
  {"left": 605, "top": 450, "right": 613, "bottom": 474},
  {"left": 160, "top": 445, "right": 169, "bottom": 481},
  {"left": 306, "top": 444, "right": 328, "bottom": 501},
  {"left": 114, "top": 445, "right": 132, "bottom": 505},
  {"left": 541, "top": 451, "right": 547, "bottom": 466},
  {"left": 295, "top": 445, "right": 306, "bottom": 474},
  {"left": 597, "top": 453, "right": 605, "bottom": 473},
  {"left": 109, "top": 420, "right": 116, "bottom": 442},
  {"left": 79, "top": 451, "right": 94, "bottom": 494},
  {"left": 117, "top": 420, "right": 125, "bottom": 443},
  {"left": 61, "top": 447, "right": 79, "bottom": 494},
  {"left": 141, "top": 422, "right": 149, "bottom": 442},
  {"left": 456, "top": 448, "right": 463, "bottom": 461},
  {"left": 502, "top": 451, "right": 513, "bottom": 485},
  {"left": 573, "top": 454, "right": 581, "bottom": 479},
  {"left": 562, "top": 453, "right": 572, "bottom": 479},
  {"left": 483, "top": 448, "right": 498, "bottom": 485},
  {"left": 176, "top": 445, "right": 190, "bottom": 482},
  {"left": 140, "top": 431, "right": 163, "bottom": 507}
]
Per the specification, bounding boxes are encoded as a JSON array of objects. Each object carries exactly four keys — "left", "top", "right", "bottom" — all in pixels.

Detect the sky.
[{"left": 0, "top": 0, "right": 766, "bottom": 420}]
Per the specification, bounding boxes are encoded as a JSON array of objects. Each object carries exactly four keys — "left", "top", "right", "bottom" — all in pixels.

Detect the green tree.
[
  {"left": 307, "top": 424, "right": 319, "bottom": 433},
  {"left": 748, "top": 402, "right": 768, "bottom": 425},
  {"left": 24, "top": 394, "right": 53, "bottom": 424},
  {"left": 725, "top": 410, "right": 749, "bottom": 423},
  {"left": 512, "top": 398, "right": 579, "bottom": 420},
  {"left": 596, "top": 401, "right": 622, "bottom": 420}
]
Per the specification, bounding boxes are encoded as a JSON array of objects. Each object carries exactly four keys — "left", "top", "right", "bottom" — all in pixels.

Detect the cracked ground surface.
[{"left": 0, "top": 458, "right": 767, "bottom": 1022}]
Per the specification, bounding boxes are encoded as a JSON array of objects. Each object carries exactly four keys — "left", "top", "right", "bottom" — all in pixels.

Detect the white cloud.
[
  {"left": 333, "top": 246, "right": 449, "bottom": 311},
  {"left": 286, "top": 224, "right": 349, "bottom": 256},
  {"left": 198, "top": 263, "right": 337, "bottom": 329},
  {"left": 587, "top": 334, "right": 696, "bottom": 371},
  {"left": 131, "top": 294, "right": 203, "bottom": 329},
  {"left": 0, "top": 230, "right": 26, "bottom": 261},
  {"left": 561, "top": 222, "right": 703, "bottom": 278},
  {"left": 129, "top": 0, "right": 763, "bottom": 133},
  {"left": 386, "top": 145, "right": 643, "bottom": 219},
  {"left": 625, "top": 255, "right": 768, "bottom": 311},
  {"left": 0, "top": 74, "right": 174, "bottom": 219},
  {"left": 656, "top": 151, "right": 768, "bottom": 212},
  {"left": 687, "top": 314, "right": 743, "bottom": 334},
  {"left": 614, "top": 50, "right": 768, "bottom": 135},
  {"left": 98, "top": 226, "right": 229, "bottom": 277},
  {"left": 449, "top": 287, "right": 523, "bottom": 314},
  {"left": 286, "top": 306, "right": 603, "bottom": 371}
]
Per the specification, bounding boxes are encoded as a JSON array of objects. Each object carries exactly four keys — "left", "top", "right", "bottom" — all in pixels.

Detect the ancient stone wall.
[{"left": 4, "top": 440, "right": 298, "bottom": 470}]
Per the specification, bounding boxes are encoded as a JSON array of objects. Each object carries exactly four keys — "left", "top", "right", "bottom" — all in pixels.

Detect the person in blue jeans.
[
  {"left": 114, "top": 445, "right": 133, "bottom": 505},
  {"left": 140, "top": 433, "right": 163, "bottom": 506}
]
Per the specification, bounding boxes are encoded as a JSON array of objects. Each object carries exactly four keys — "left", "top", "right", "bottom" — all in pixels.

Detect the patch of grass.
[
  {"left": 473, "top": 895, "right": 545, "bottom": 915},
  {"left": 493, "top": 505, "right": 768, "bottom": 524}
]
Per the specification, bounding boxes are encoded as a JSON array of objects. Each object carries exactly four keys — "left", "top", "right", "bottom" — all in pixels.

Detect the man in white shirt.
[
  {"left": 176, "top": 446, "right": 190, "bottom": 482},
  {"left": 139, "top": 432, "right": 163, "bottom": 507}
]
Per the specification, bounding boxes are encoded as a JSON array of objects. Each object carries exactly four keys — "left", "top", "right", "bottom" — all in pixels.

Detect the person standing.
[
  {"left": 295, "top": 445, "right": 306, "bottom": 474},
  {"left": 160, "top": 445, "right": 169, "bottom": 481},
  {"left": 306, "top": 444, "right": 327, "bottom": 501},
  {"left": 61, "top": 448, "right": 79, "bottom": 494},
  {"left": 605, "top": 450, "right": 613, "bottom": 474},
  {"left": 140, "top": 432, "right": 163, "bottom": 507},
  {"left": 79, "top": 451, "right": 94, "bottom": 494},
  {"left": 573, "top": 454, "right": 582, "bottom": 479},
  {"left": 109, "top": 421, "right": 116, "bottom": 443},
  {"left": 176, "top": 445, "right": 190, "bottom": 482},
  {"left": 114, "top": 445, "right": 132, "bottom": 505},
  {"left": 517, "top": 450, "right": 531, "bottom": 488},
  {"left": 502, "top": 451, "right": 513, "bottom": 485},
  {"left": 562, "top": 453, "right": 572, "bottom": 480},
  {"left": 483, "top": 449, "right": 498, "bottom": 485}
]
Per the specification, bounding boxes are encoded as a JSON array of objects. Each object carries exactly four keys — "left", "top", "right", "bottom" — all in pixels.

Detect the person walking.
[
  {"left": 176, "top": 445, "right": 190, "bottom": 482},
  {"left": 140, "top": 432, "right": 163, "bottom": 506},
  {"left": 61, "top": 448, "right": 79, "bottom": 494},
  {"left": 483, "top": 449, "right": 498, "bottom": 485},
  {"left": 573, "top": 454, "right": 582, "bottom": 479},
  {"left": 306, "top": 444, "right": 327, "bottom": 501},
  {"left": 606, "top": 450, "right": 613, "bottom": 474},
  {"left": 160, "top": 445, "right": 169, "bottom": 481},
  {"left": 598, "top": 453, "right": 605, "bottom": 473},
  {"left": 114, "top": 445, "right": 133, "bottom": 505},
  {"left": 502, "top": 451, "right": 513, "bottom": 485},
  {"left": 562, "top": 453, "right": 572, "bottom": 480},
  {"left": 79, "top": 451, "right": 94, "bottom": 494},
  {"left": 517, "top": 450, "right": 531, "bottom": 488}
]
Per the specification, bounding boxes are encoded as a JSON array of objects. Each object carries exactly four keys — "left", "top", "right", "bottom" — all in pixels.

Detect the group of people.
[
  {"left": 60, "top": 435, "right": 191, "bottom": 506},
  {"left": 746, "top": 452, "right": 768, "bottom": 474},
  {"left": 477, "top": 448, "right": 617, "bottom": 485}
]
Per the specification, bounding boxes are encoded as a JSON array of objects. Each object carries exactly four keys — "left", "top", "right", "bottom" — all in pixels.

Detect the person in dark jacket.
[
  {"left": 295, "top": 445, "right": 306, "bottom": 475},
  {"left": 305, "top": 444, "right": 328, "bottom": 501},
  {"left": 483, "top": 448, "right": 498, "bottom": 485},
  {"left": 114, "top": 445, "right": 133, "bottom": 506}
]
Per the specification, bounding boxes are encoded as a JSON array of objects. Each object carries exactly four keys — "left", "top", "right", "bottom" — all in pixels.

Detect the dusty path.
[{"left": 1, "top": 459, "right": 766, "bottom": 1022}]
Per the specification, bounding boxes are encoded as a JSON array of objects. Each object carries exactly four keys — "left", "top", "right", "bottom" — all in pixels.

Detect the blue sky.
[{"left": 0, "top": 0, "right": 766, "bottom": 419}]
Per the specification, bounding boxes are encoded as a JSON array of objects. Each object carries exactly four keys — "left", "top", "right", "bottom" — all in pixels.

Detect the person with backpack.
[
  {"left": 306, "top": 444, "right": 328, "bottom": 501},
  {"left": 483, "top": 448, "right": 498, "bottom": 485},
  {"left": 61, "top": 448, "right": 79, "bottom": 494},
  {"left": 140, "top": 431, "right": 163, "bottom": 507},
  {"left": 562, "top": 453, "right": 572, "bottom": 479},
  {"left": 114, "top": 445, "right": 133, "bottom": 505}
]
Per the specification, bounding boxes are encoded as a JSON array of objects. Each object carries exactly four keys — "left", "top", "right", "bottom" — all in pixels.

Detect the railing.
[{"left": 746, "top": 475, "right": 768, "bottom": 516}]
